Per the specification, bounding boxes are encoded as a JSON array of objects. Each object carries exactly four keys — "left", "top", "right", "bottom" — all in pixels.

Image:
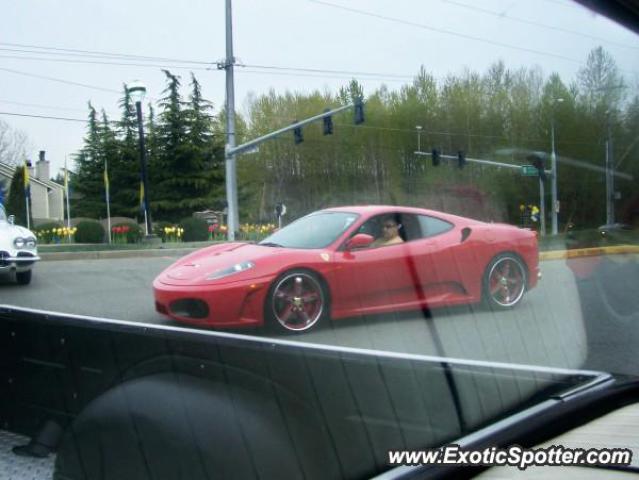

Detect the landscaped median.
[
  {"left": 38, "top": 241, "right": 221, "bottom": 261},
  {"left": 37, "top": 242, "right": 639, "bottom": 262}
]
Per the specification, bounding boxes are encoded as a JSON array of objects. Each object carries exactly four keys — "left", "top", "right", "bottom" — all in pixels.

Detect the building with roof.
[{"left": 0, "top": 151, "right": 65, "bottom": 224}]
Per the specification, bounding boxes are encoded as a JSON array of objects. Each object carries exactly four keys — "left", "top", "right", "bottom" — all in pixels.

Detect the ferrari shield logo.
[{"left": 320, "top": 253, "right": 330, "bottom": 262}]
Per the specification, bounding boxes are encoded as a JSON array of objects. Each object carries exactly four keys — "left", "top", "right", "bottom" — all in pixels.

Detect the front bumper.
[
  {"left": 0, "top": 252, "right": 40, "bottom": 272},
  {"left": 153, "top": 275, "right": 272, "bottom": 329}
]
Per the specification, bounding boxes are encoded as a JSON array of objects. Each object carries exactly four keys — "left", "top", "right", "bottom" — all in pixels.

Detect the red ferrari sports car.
[{"left": 153, "top": 206, "right": 540, "bottom": 333}]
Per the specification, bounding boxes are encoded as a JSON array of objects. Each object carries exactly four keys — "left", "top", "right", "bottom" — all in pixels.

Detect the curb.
[
  {"left": 39, "top": 248, "right": 201, "bottom": 261},
  {"left": 38, "top": 244, "right": 639, "bottom": 262},
  {"left": 539, "top": 245, "right": 639, "bottom": 261}
]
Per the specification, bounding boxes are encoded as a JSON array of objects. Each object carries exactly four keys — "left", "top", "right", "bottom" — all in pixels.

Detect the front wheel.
[
  {"left": 16, "top": 270, "right": 32, "bottom": 285},
  {"left": 483, "top": 254, "right": 527, "bottom": 309},
  {"left": 266, "top": 270, "right": 328, "bottom": 334}
]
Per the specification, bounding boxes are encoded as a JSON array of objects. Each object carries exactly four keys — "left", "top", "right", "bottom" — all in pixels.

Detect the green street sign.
[{"left": 521, "top": 165, "right": 538, "bottom": 176}]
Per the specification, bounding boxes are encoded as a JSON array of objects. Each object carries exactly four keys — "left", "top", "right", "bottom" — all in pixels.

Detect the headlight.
[
  {"left": 13, "top": 237, "right": 25, "bottom": 249},
  {"left": 207, "top": 261, "right": 255, "bottom": 280},
  {"left": 25, "top": 237, "right": 37, "bottom": 248}
]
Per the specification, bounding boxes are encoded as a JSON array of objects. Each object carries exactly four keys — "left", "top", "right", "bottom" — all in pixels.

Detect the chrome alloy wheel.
[
  {"left": 487, "top": 257, "right": 526, "bottom": 307},
  {"left": 271, "top": 272, "right": 324, "bottom": 332}
]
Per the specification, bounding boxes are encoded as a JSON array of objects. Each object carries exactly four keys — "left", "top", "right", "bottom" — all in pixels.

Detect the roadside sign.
[{"left": 521, "top": 165, "right": 538, "bottom": 176}]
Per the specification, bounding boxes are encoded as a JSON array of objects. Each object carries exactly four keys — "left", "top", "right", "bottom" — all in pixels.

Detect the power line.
[
  {"left": 241, "top": 63, "right": 414, "bottom": 80},
  {"left": 0, "top": 67, "right": 120, "bottom": 94},
  {"left": 0, "top": 53, "right": 213, "bottom": 71},
  {"left": 308, "top": 0, "right": 639, "bottom": 74},
  {"left": 0, "top": 44, "right": 416, "bottom": 81},
  {"left": 246, "top": 111, "right": 603, "bottom": 146},
  {"left": 238, "top": 68, "right": 409, "bottom": 83},
  {"left": 0, "top": 99, "right": 121, "bottom": 119},
  {"left": 0, "top": 111, "right": 87, "bottom": 123},
  {"left": 0, "top": 42, "right": 212, "bottom": 65},
  {"left": 441, "top": 0, "right": 639, "bottom": 50}
]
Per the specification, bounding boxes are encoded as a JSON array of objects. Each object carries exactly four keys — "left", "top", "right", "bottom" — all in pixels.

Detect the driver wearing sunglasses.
[{"left": 371, "top": 215, "right": 404, "bottom": 247}]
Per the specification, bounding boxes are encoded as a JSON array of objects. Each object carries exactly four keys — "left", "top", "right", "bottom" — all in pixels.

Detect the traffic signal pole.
[
  {"left": 414, "top": 150, "right": 551, "bottom": 234},
  {"left": 539, "top": 177, "right": 547, "bottom": 236},
  {"left": 550, "top": 118, "right": 558, "bottom": 235},
  {"left": 227, "top": 103, "right": 356, "bottom": 157}
]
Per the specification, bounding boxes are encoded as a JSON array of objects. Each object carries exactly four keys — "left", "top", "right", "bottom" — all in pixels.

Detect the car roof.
[{"left": 320, "top": 205, "right": 482, "bottom": 225}]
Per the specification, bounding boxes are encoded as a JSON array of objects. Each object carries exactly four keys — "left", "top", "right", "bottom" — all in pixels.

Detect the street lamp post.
[
  {"left": 127, "top": 81, "right": 152, "bottom": 238},
  {"left": 416, "top": 125, "right": 423, "bottom": 152},
  {"left": 550, "top": 97, "right": 563, "bottom": 236}
]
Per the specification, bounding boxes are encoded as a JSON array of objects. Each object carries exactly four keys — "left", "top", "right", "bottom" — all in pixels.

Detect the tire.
[
  {"left": 265, "top": 269, "right": 328, "bottom": 334},
  {"left": 16, "top": 270, "right": 32, "bottom": 285},
  {"left": 483, "top": 253, "right": 527, "bottom": 309}
]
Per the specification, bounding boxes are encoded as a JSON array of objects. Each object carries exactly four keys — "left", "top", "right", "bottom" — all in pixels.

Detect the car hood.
[
  {"left": 156, "top": 242, "right": 287, "bottom": 286},
  {"left": 0, "top": 222, "right": 36, "bottom": 250}
]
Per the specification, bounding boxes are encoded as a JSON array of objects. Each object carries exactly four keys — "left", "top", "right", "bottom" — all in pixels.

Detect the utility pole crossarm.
[{"left": 227, "top": 103, "right": 355, "bottom": 157}]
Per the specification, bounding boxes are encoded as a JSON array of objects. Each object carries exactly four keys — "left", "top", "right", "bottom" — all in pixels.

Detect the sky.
[{"left": 1, "top": 0, "right": 639, "bottom": 178}]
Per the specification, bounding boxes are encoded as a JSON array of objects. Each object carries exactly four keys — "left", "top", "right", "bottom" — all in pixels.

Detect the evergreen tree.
[
  {"left": 112, "top": 87, "right": 140, "bottom": 217},
  {"left": 72, "top": 103, "right": 104, "bottom": 218},
  {"left": 5, "top": 166, "right": 31, "bottom": 227},
  {"left": 153, "top": 70, "right": 222, "bottom": 220}
]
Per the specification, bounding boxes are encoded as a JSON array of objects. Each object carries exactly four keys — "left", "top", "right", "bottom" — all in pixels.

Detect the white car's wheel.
[{"left": 16, "top": 270, "right": 32, "bottom": 285}]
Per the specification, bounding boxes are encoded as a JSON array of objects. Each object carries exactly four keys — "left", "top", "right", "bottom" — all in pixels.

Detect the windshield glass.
[
  {"left": 0, "top": 205, "right": 6, "bottom": 222},
  {"left": 259, "top": 211, "right": 358, "bottom": 249}
]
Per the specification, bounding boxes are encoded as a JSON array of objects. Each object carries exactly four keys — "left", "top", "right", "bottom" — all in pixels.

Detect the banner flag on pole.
[
  {"left": 139, "top": 180, "right": 145, "bottom": 211},
  {"left": 104, "top": 165, "right": 110, "bottom": 197},
  {"left": 23, "top": 163, "right": 30, "bottom": 198}
]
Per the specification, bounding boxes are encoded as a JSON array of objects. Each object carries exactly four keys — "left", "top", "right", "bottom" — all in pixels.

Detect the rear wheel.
[
  {"left": 266, "top": 270, "right": 328, "bottom": 334},
  {"left": 16, "top": 270, "right": 32, "bottom": 285},
  {"left": 483, "top": 254, "right": 526, "bottom": 309}
]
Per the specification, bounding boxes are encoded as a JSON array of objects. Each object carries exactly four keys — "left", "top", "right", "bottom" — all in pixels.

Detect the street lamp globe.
[{"left": 127, "top": 80, "right": 147, "bottom": 104}]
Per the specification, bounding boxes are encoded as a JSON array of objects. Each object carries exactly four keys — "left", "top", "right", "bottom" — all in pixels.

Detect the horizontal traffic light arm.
[
  {"left": 227, "top": 102, "right": 356, "bottom": 157},
  {"left": 414, "top": 150, "right": 552, "bottom": 175}
]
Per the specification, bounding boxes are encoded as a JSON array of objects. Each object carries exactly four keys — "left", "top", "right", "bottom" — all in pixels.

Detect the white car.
[{"left": 0, "top": 204, "right": 40, "bottom": 285}]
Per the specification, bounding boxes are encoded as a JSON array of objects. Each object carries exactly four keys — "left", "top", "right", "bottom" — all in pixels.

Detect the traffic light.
[
  {"left": 432, "top": 149, "right": 440, "bottom": 166},
  {"left": 457, "top": 150, "right": 466, "bottom": 169},
  {"left": 323, "top": 109, "right": 333, "bottom": 135},
  {"left": 354, "top": 97, "right": 364, "bottom": 125},
  {"left": 530, "top": 155, "right": 546, "bottom": 180},
  {"left": 293, "top": 121, "right": 303, "bottom": 145}
]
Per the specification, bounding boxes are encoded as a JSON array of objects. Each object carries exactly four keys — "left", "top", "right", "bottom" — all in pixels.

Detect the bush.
[
  {"left": 179, "top": 217, "right": 209, "bottom": 242},
  {"left": 75, "top": 220, "right": 105, "bottom": 244},
  {"left": 34, "top": 222, "right": 64, "bottom": 244},
  {"left": 153, "top": 221, "right": 184, "bottom": 242},
  {"left": 111, "top": 222, "right": 143, "bottom": 244},
  {"left": 153, "top": 221, "right": 172, "bottom": 240}
]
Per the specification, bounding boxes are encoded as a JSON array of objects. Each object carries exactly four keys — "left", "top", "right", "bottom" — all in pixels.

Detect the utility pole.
[
  {"left": 539, "top": 177, "right": 546, "bottom": 236},
  {"left": 550, "top": 119, "right": 557, "bottom": 235},
  {"left": 606, "top": 125, "right": 615, "bottom": 225},
  {"left": 223, "top": 0, "right": 239, "bottom": 241},
  {"left": 549, "top": 99, "right": 563, "bottom": 235}
]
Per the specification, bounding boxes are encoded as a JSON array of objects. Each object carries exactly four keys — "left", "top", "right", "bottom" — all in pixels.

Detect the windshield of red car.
[{"left": 259, "top": 211, "right": 358, "bottom": 249}]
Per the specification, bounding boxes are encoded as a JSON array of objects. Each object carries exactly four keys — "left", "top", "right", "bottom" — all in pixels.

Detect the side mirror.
[
  {"left": 8, "top": 215, "right": 15, "bottom": 225},
  {"left": 345, "top": 233, "right": 374, "bottom": 250}
]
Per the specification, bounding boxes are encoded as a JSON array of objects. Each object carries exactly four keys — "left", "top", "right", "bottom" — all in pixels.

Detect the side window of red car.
[
  {"left": 418, "top": 215, "right": 454, "bottom": 238},
  {"left": 355, "top": 213, "right": 422, "bottom": 244}
]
